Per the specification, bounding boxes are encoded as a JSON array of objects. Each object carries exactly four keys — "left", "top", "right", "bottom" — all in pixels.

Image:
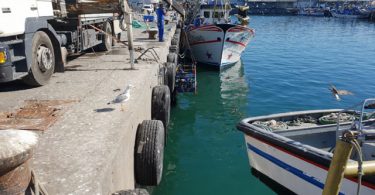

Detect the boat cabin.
[{"left": 197, "top": 4, "right": 232, "bottom": 24}]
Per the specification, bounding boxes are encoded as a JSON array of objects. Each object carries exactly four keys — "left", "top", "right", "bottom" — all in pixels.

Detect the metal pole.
[
  {"left": 120, "top": 0, "right": 135, "bottom": 69},
  {"left": 345, "top": 160, "right": 375, "bottom": 176},
  {"left": 322, "top": 139, "right": 353, "bottom": 195}
]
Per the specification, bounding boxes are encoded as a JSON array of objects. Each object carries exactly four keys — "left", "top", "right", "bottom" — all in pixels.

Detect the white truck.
[{"left": 0, "top": 0, "right": 125, "bottom": 86}]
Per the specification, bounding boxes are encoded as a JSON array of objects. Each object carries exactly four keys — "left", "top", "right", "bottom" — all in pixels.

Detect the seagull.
[
  {"left": 108, "top": 84, "right": 134, "bottom": 110},
  {"left": 329, "top": 84, "right": 353, "bottom": 101}
]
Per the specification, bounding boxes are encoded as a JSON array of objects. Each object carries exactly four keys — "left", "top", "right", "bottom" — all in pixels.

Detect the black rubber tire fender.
[
  {"left": 173, "top": 34, "right": 180, "bottom": 44},
  {"left": 167, "top": 53, "right": 178, "bottom": 64},
  {"left": 176, "top": 21, "right": 182, "bottom": 28},
  {"left": 169, "top": 45, "right": 178, "bottom": 53},
  {"left": 114, "top": 188, "right": 149, "bottom": 195},
  {"left": 171, "top": 87, "right": 177, "bottom": 107},
  {"left": 134, "top": 120, "right": 165, "bottom": 186},
  {"left": 175, "top": 28, "right": 181, "bottom": 35},
  {"left": 151, "top": 85, "right": 171, "bottom": 129},
  {"left": 97, "top": 21, "right": 113, "bottom": 51},
  {"left": 160, "top": 66, "right": 168, "bottom": 87},
  {"left": 166, "top": 62, "right": 176, "bottom": 93},
  {"left": 23, "top": 31, "right": 55, "bottom": 86},
  {"left": 171, "top": 37, "right": 178, "bottom": 46}
]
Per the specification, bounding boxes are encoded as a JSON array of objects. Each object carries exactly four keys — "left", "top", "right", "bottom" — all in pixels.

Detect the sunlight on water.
[{"left": 154, "top": 16, "right": 375, "bottom": 195}]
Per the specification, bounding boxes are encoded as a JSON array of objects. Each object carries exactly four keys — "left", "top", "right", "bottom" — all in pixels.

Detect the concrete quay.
[{"left": 0, "top": 23, "right": 176, "bottom": 194}]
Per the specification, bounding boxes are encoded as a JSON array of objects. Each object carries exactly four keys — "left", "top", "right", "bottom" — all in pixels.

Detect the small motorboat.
[{"left": 237, "top": 99, "right": 375, "bottom": 194}]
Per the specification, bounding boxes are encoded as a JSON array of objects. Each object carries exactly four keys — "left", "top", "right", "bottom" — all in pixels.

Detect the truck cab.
[
  {"left": 0, "top": 0, "right": 116, "bottom": 86},
  {"left": 0, "top": 0, "right": 55, "bottom": 85},
  {"left": 0, "top": 0, "right": 53, "bottom": 37}
]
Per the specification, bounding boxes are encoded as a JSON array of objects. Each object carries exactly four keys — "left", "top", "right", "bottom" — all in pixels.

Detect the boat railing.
[{"left": 336, "top": 98, "right": 375, "bottom": 141}]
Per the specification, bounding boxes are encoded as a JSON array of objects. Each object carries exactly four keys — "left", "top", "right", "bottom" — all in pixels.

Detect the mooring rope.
[
  {"left": 30, "top": 170, "right": 49, "bottom": 195},
  {"left": 350, "top": 139, "right": 363, "bottom": 195}
]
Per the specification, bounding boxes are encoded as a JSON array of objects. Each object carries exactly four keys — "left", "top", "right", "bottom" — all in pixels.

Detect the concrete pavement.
[{"left": 0, "top": 22, "right": 176, "bottom": 194}]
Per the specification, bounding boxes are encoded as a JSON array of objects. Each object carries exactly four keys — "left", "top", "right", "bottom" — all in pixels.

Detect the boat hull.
[
  {"left": 332, "top": 12, "right": 370, "bottom": 19},
  {"left": 238, "top": 110, "right": 375, "bottom": 195},
  {"left": 187, "top": 24, "right": 254, "bottom": 68}
]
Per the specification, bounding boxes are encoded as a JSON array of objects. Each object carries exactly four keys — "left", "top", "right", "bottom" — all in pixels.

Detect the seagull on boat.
[{"left": 329, "top": 84, "right": 353, "bottom": 101}]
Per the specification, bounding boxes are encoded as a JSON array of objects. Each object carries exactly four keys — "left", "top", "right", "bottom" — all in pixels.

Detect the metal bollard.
[{"left": 0, "top": 130, "right": 38, "bottom": 195}]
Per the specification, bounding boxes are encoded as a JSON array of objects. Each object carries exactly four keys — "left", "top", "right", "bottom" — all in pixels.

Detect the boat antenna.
[
  {"left": 223, "top": 0, "right": 226, "bottom": 21},
  {"left": 214, "top": 0, "right": 217, "bottom": 23}
]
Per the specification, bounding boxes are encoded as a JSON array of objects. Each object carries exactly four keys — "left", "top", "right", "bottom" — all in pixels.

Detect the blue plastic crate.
[{"left": 143, "top": 15, "right": 154, "bottom": 22}]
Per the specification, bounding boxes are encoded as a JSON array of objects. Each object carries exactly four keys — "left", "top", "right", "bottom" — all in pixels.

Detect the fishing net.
[
  {"left": 286, "top": 115, "right": 317, "bottom": 126},
  {"left": 318, "top": 113, "right": 355, "bottom": 125},
  {"left": 252, "top": 120, "right": 288, "bottom": 131}
]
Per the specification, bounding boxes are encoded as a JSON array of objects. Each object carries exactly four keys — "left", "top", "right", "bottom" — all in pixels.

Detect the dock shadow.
[
  {"left": 251, "top": 168, "right": 296, "bottom": 195},
  {"left": 0, "top": 80, "right": 33, "bottom": 92},
  {"left": 65, "top": 67, "right": 137, "bottom": 72}
]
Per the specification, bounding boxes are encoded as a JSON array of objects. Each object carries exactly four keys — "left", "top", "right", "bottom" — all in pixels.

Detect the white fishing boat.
[
  {"left": 187, "top": 2, "right": 254, "bottom": 68},
  {"left": 237, "top": 99, "right": 375, "bottom": 194}
]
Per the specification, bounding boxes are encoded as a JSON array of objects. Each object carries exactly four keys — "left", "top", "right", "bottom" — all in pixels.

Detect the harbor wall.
[{"left": 0, "top": 21, "right": 177, "bottom": 195}]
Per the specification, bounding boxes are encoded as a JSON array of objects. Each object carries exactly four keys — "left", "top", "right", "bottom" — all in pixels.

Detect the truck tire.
[
  {"left": 151, "top": 85, "right": 170, "bottom": 129},
  {"left": 97, "top": 21, "right": 113, "bottom": 51},
  {"left": 166, "top": 63, "right": 176, "bottom": 93},
  {"left": 134, "top": 120, "right": 165, "bottom": 186},
  {"left": 23, "top": 31, "right": 55, "bottom": 86}
]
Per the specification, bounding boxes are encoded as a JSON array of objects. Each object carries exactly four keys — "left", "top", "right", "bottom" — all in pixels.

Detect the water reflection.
[{"left": 154, "top": 61, "right": 272, "bottom": 195}]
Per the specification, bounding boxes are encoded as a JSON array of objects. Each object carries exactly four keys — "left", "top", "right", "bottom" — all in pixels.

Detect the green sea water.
[
  {"left": 153, "top": 62, "right": 274, "bottom": 195},
  {"left": 154, "top": 16, "right": 375, "bottom": 195}
]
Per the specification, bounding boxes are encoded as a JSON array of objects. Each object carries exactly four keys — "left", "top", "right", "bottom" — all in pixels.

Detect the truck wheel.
[
  {"left": 97, "top": 21, "right": 113, "bottom": 51},
  {"left": 134, "top": 120, "right": 165, "bottom": 186},
  {"left": 23, "top": 31, "right": 55, "bottom": 86},
  {"left": 151, "top": 85, "right": 170, "bottom": 129}
]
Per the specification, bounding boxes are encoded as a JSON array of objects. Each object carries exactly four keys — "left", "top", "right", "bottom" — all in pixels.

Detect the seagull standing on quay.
[
  {"left": 329, "top": 84, "right": 353, "bottom": 101},
  {"left": 109, "top": 84, "right": 134, "bottom": 111}
]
